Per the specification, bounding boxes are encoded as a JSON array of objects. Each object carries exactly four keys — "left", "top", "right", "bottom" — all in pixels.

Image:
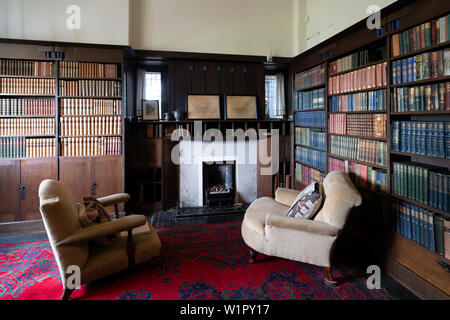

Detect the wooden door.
[
  {"left": 20, "top": 159, "right": 57, "bottom": 221},
  {"left": 59, "top": 157, "right": 92, "bottom": 204},
  {"left": 0, "top": 160, "right": 20, "bottom": 222},
  {"left": 92, "top": 156, "right": 123, "bottom": 213}
]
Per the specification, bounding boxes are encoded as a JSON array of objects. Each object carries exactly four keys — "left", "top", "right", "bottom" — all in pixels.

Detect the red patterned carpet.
[{"left": 0, "top": 222, "right": 391, "bottom": 300}]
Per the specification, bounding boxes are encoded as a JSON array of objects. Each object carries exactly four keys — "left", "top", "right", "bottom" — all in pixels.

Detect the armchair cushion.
[
  {"left": 56, "top": 215, "right": 147, "bottom": 247},
  {"left": 286, "top": 182, "right": 324, "bottom": 220},
  {"left": 243, "top": 197, "right": 289, "bottom": 236},
  {"left": 266, "top": 214, "right": 339, "bottom": 237},
  {"left": 275, "top": 188, "right": 300, "bottom": 207}
]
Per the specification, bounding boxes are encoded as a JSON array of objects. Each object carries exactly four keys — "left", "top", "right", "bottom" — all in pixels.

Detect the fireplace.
[{"left": 202, "top": 162, "right": 235, "bottom": 207}]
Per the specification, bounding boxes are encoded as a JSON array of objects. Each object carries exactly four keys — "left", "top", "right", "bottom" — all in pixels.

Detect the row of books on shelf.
[
  {"left": 60, "top": 62, "right": 119, "bottom": 78},
  {"left": 391, "top": 49, "right": 450, "bottom": 84},
  {"left": 330, "top": 89, "right": 386, "bottom": 112},
  {"left": 60, "top": 98, "right": 122, "bottom": 116},
  {"left": 329, "top": 135, "right": 387, "bottom": 166},
  {"left": 295, "top": 146, "right": 326, "bottom": 170},
  {"left": 0, "top": 78, "right": 55, "bottom": 95},
  {"left": 295, "top": 163, "right": 326, "bottom": 185},
  {"left": 0, "top": 98, "right": 55, "bottom": 116},
  {"left": 0, "top": 118, "right": 55, "bottom": 136},
  {"left": 329, "top": 113, "right": 386, "bottom": 139},
  {"left": 0, "top": 137, "right": 55, "bottom": 158},
  {"left": 329, "top": 157, "right": 387, "bottom": 193},
  {"left": 59, "top": 116, "right": 122, "bottom": 136},
  {"left": 393, "top": 82, "right": 450, "bottom": 112},
  {"left": 328, "top": 62, "right": 387, "bottom": 95},
  {"left": 392, "top": 200, "right": 449, "bottom": 259},
  {"left": 391, "top": 14, "right": 450, "bottom": 57},
  {"left": 60, "top": 137, "right": 121, "bottom": 157},
  {"left": 294, "top": 63, "right": 326, "bottom": 91},
  {"left": 293, "top": 88, "right": 325, "bottom": 111},
  {"left": 0, "top": 60, "right": 54, "bottom": 77},
  {"left": 329, "top": 49, "right": 383, "bottom": 75},
  {"left": 391, "top": 121, "right": 449, "bottom": 159},
  {"left": 392, "top": 162, "right": 449, "bottom": 213},
  {"left": 295, "top": 127, "right": 326, "bottom": 150},
  {"left": 294, "top": 110, "right": 326, "bottom": 127},
  {"left": 59, "top": 80, "right": 121, "bottom": 97}
]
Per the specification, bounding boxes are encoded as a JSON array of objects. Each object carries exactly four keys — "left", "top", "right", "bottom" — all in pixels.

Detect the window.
[
  {"left": 265, "top": 74, "right": 285, "bottom": 119},
  {"left": 144, "top": 72, "right": 162, "bottom": 117}
]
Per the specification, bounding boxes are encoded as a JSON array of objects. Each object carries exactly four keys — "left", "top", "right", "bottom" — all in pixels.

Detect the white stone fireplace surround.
[{"left": 179, "top": 140, "right": 258, "bottom": 207}]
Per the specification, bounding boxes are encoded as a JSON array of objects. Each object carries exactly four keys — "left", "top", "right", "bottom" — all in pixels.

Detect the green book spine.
[
  {"left": 424, "top": 22, "right": 432, "bottom": 47},
  {"left": 433, "top": 214, "right": 445, "bottom": 255}
]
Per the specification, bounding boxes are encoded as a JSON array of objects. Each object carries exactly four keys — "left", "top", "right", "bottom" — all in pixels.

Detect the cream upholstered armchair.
[
  {"left": 38, "top": 179, "right": 161, "bottom": 300},
  {"left": 241, "top": 171, "right": 362, "bottom": 286}
]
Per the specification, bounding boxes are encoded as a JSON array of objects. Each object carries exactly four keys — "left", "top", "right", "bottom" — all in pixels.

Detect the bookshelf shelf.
[
  {"left": 60, "top": 115, "right": 122, "bottom": 117},
  {"left": 294, "top": 160, "right": 326, "bottom": 173},
  {"left": 60, "top": 135, "right": 122, "bottom": 138},
  {"left": 0, "top": 115, "right": 55, "bottom": 118},
  {"left": 0, "top": 94, "right": 55, "bottom": 97},
  {"left": 329, "top": 59, "right": 388, "bottom": 77},
  {"left": 329, "top": 110, "right": 387, "bottom": 114},
  {"left": 390, "top": 151, "right": 450, "bottom": 163},
  {"left": 394, "top": 233, "right": 450, "bottom": 264},
  {"left": 390, "top": 40, "right": 450, "bottom": 61},
  {"left": 294, "top": 108, "right": 326, "bottom": 112},
  {"left": 59, "top": 77, "right": 122, "bottom": 81},
  {"left": 1, "top": 135, "right": 55, "bottom": 138},
  {"left": 0, "top": 75, "right": 56, "bottom": 79},
  {"left": 294, "top": 83, "right": 325, "bottom": 92},
  {"left": 390, "top": 110, "right": 450, "bottom": 115},
  {"left": 294, "top": 144, "right": 326, "bottom": 152},
  {"left": 328, "top": 133, "right": 387, "bottom": 141},
  {"left": 328, "top": 86, "right": 387, "bottom": 96},
  {"left": 59, "top": 96, "right": 122, "bottom": 99},
  {"left": 294, "top": 125, "right": 326, "bottom": 129},
  {"left": 328, "top": 154, "right": 387, "bottom": 170},
  {"left": 391, "top": 193, "right": 450, "bottom": 218},
  {"left": 391, "top": 76, "right": 450, "bottom": 87}
]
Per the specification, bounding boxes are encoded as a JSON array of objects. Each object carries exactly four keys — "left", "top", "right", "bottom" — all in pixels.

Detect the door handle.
[
  {"left": 18, "top": 186, "right": 26, "bottom": 200},
  {"left": 91, "top": 182, "right": 97, "bottom": 196}
]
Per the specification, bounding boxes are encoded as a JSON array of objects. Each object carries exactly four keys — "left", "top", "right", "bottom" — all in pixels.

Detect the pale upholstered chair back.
[
  {"left": 39, "top": 179, "right": 89, "bottom": 286},
  {"left": 314, "top": 171, "right": 362, "bottom": 229}
]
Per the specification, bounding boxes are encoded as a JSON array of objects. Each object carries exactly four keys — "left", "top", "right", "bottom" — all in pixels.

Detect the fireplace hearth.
[{"left": 203, "top": 162, "right": 235, "bottom": 207}]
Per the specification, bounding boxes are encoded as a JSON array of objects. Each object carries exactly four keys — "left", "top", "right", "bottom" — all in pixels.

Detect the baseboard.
[
  {"left": 385, "top": 257, "right": 449, "bottom": 300},
  {"left": 0, "top": 220, "right": 45, "bottom": 237}
]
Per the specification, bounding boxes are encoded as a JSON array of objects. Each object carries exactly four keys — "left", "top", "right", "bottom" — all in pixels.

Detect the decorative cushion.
[
  {"left": 287, "top": 182, "right": 324, "bottom": 220},
  {"left": 78, "top": 197, "right": 117, "bottom": 246}
]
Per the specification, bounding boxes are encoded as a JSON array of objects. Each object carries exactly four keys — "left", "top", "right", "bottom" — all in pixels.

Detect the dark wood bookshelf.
[
  {"left": 0, "top": 75, "right": 56, "bottom": 79},
  {"left": 390, "top": 40, "right": 450, "bottom": 61},
  {"left": 391, "top": 193, "right": 450, "bottom": 218},
  {"left": 294, "top": 143, "right": 326, "bottom": 152},
  {"left": 329, "top": 110, "right": 386, "bottom": 114},
  {"left": 294, "top": 160, "right": 326, "bottom": 173},
  {"left": 328, "top": 133, "right": 387, "bottom": 141},
  {"left": 328, "top": 86, "right": 387, "bottom": 96},
  {"left": 390, "top": 110, "right": 450, "bottom": 115},
  {"left": 0, "top": 94, "right": 55, "bottom": 97},
  {"left": 329, "top": 59, "right": 388, "bottom": 77},
  {"left": 59, "top": 77, "right": 122, "bottom": 81},
  {"left": 328, "top": 154, "right": 387, "bottom": 170},
  {"left": 294, "top": 125, "right": 326, "bottom": 129},
  {"left": 58, "top": 96, "right": 122, "bottom": 99},
  {"left": 294, "top": 108, "right": 326, "bottom": 112},
  {"left": 391, "top": 75, "right": 450, "bottom": 88},
  {"left": 0, "top": 115, "right": 55, "bottom": 118},
  {"left": 60, "top": 135, "right": 122, "bottom": 138},
  {"left": 294, "top": 83, "right": 325, "bottom": 92},
  {"left": 60, "top": 114, "right": 122, "bottom": 117},
  {"left": 394, "top": 233, "right": 450, "bottom": 264},
  {"left": 390, "top": 151, "right": 450, "bottom": 163}
]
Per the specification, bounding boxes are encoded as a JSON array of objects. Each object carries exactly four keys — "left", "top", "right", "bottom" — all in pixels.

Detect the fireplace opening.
[{"left": 202, "top": 162, "right": 235, "bottom": 207}]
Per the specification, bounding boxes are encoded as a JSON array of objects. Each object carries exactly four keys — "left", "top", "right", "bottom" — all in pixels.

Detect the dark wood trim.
[
  {"left": 322, "top": 267, "right": 338, "bottom": 286},
  {"left": 384, "top": 257, "right": 449, "bottom": 300},
  {"left": 249, "top": 248, "right": 258, "bottom": 264}
]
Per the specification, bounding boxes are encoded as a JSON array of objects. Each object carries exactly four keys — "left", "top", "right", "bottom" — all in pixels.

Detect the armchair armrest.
[
  {"left": 97, "top": 193, "right": 130, "bottom": 207},
  {"left": 265, "top": 214, "right": 339, "bottom": 237},
  {"left": 275, "top": 188, "right": 300, "bottom": 207},
  {"left": 56, "top": 214, "right": 147, "bottom": 247}
]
